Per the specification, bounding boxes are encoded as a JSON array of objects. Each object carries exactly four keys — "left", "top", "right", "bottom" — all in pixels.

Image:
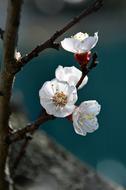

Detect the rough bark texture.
[
  {"left": 0, "top": 0, "right": 23, "bottom": 189},
  {"left": 10, "top": 131, "right": 124, "bottom": 190}
]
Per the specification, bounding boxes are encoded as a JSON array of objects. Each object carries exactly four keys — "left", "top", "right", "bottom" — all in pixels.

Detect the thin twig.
[
  {"left": 0, "top": 28, "right": 4, "bottom": 40},
  {"left": 6, "top": 112, "right": 54, "bottom": 144},
  {"left": 19, "top": 0, "right": 103, "bottom": 67}
]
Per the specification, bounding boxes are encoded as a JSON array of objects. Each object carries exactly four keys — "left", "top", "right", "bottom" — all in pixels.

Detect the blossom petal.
[
  {"left": 73, "top": 121, "right": 87, "bottom": 136},
  {"left": 46, "top": 79, "right": 69, "bottom": 95},
  {"left": 82, "top": 117, "right": 99, "bottom": 133},
  {"left": 72, "top": 108, "right": 87, "bottom": 136},
  {"left": 61, "top": 38, "right": 80, "bottom": 53},
  {"left": 79, "top": 100, "right": 101, "bottom": 116},
  {"left": 66, "top": 85, "right": 78, "bottom": 105},
  {"left": 64, "top": 104, "right": 75, "bottom": 114},
  {"left": 42, "top": 102, "right": 56, "bottom": 115},
  {"left": 55, "top": 65, "right": 68, "bottom": 83},
  {"left": 80, "top": 32, "right": 98, "bottom": 52},
  {"left": 55, "top": 65, "right": 88, "bottom": 89},
  {"left": 39, "top": 81, "right": 55, "bottom": 99},
  {"left": 51, "top": 104, "right": 75, "bottom": 118},
  {"left": 73, "top": 116, "right": 98, "bottom": 136}
]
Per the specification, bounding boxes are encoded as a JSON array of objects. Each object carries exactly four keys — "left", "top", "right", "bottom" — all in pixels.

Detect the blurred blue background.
[{"left": 0, "top": 0, "right": 126, "bottom": 187}]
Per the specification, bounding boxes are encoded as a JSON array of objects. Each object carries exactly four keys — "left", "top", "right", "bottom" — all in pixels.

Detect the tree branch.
[
  {"left": 6, "top": 112, "right": 54, "bottom": 144},
  {"left": 0, "top": 0, "right": 23, "bottom": 188},
  {"left": 0, "top": 28, "right": 4, "bottom": 40},
  {"left": 19, "top": 0, "right": 103, "bottom": 67}
]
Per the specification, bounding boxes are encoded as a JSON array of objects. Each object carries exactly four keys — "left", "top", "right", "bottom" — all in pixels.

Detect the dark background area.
[{"left": 0, "top": 0, "right": 126, "bottom": 187}]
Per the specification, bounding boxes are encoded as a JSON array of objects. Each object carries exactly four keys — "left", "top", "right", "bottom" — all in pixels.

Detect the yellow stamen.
[
  {"left": 52, "top": 91, "right": 67, "bottom": 107},
  {"left": 73, "top": 32, "right": 89, "bottom": 41}
]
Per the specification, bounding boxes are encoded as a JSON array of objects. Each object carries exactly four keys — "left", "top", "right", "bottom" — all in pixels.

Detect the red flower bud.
[{"left": 74, "top": 51, "right": 91, "bottom": 65}]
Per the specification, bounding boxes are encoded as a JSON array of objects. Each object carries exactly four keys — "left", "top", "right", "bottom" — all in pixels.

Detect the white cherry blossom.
[
  {"left": 72, "top": 100, "right": 101, "bottom": 136},
  {"left": 61, "top": 32, "right": 98, "bottom": 54},
  {"left": 39, "top": 79, "right": 78, "bottom": 118},
  {"left": 55, "top": 65, "right": 88, "bottom": 89}
]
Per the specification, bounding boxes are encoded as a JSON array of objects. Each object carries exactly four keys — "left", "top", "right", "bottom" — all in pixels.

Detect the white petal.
[
  {"left": 80, "top": 32, "right": 98, "bottom": 52},
  {"left": 48, "top": 78, "right": 69, "bottom": 95},
  {"left": 72, "top": 109, "right": 86, "bottom": 136},
  {"left": 82, "top": 117, "right": 99, "bottom": 133},
  {"left": 73, "top": 121, "right": 87, "bottom": 136},
  {"left": 61, "top": 38, "right": 80, "bottom": 53},
  {"left": 56, "top": 65, "right": 81, "bottom": 86},
  {"left": 73, "top": 117, "right": 99, "bottom": 136},
  {"left": 42, "top": 102, "right": 56, "bottom": 115},
  {"left": 53, "top": 104, "right": 75, "bottom": 118},
  {"left": 64, "top": 66, "right": 81, "bottom": 86},
  {"left": 79, "top": 100, "right": 101, "bottom": 116},
  {"left": 72, "top": 108, "right": 87, "bottom": 136},
  {"left": 55, "top": 65, "right": 88, "bottom": 89},
  {"left": 39, "top": 81, "right": 54, "bottom": 99},
  {"left": 67, "top": 86, "right": 78, "bottom": 104},
  {"left": 55, "top": 65, "right": 68, "bottom": 83},
  {"left": 62, "top": 104, "right": 75, "bottom": 117}
]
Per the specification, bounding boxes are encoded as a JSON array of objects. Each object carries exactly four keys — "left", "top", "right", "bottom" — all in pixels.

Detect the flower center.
[
  {"left": 73, "top": 32, "right": 89, "bottom": 41},
  {"left": 79, "top": 113, "right": 94, "bottom": 125},
  {"left": 52, "top": 91, "right": 67, "bottom": 107}
]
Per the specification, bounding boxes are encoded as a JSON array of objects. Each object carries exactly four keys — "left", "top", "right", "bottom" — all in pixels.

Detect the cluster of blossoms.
[{"left": 39, "top": 32, "right": 101, "bottom": 136}]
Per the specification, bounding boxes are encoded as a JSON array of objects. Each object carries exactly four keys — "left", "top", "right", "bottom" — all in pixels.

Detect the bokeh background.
[{"left": 0, "top": 0, "right": 126, "bottom": 187}]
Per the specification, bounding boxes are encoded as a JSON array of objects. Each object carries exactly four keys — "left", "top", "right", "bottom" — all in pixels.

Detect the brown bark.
[{"left": 0, "top": 0, "right": 23, "bottom": 189}]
